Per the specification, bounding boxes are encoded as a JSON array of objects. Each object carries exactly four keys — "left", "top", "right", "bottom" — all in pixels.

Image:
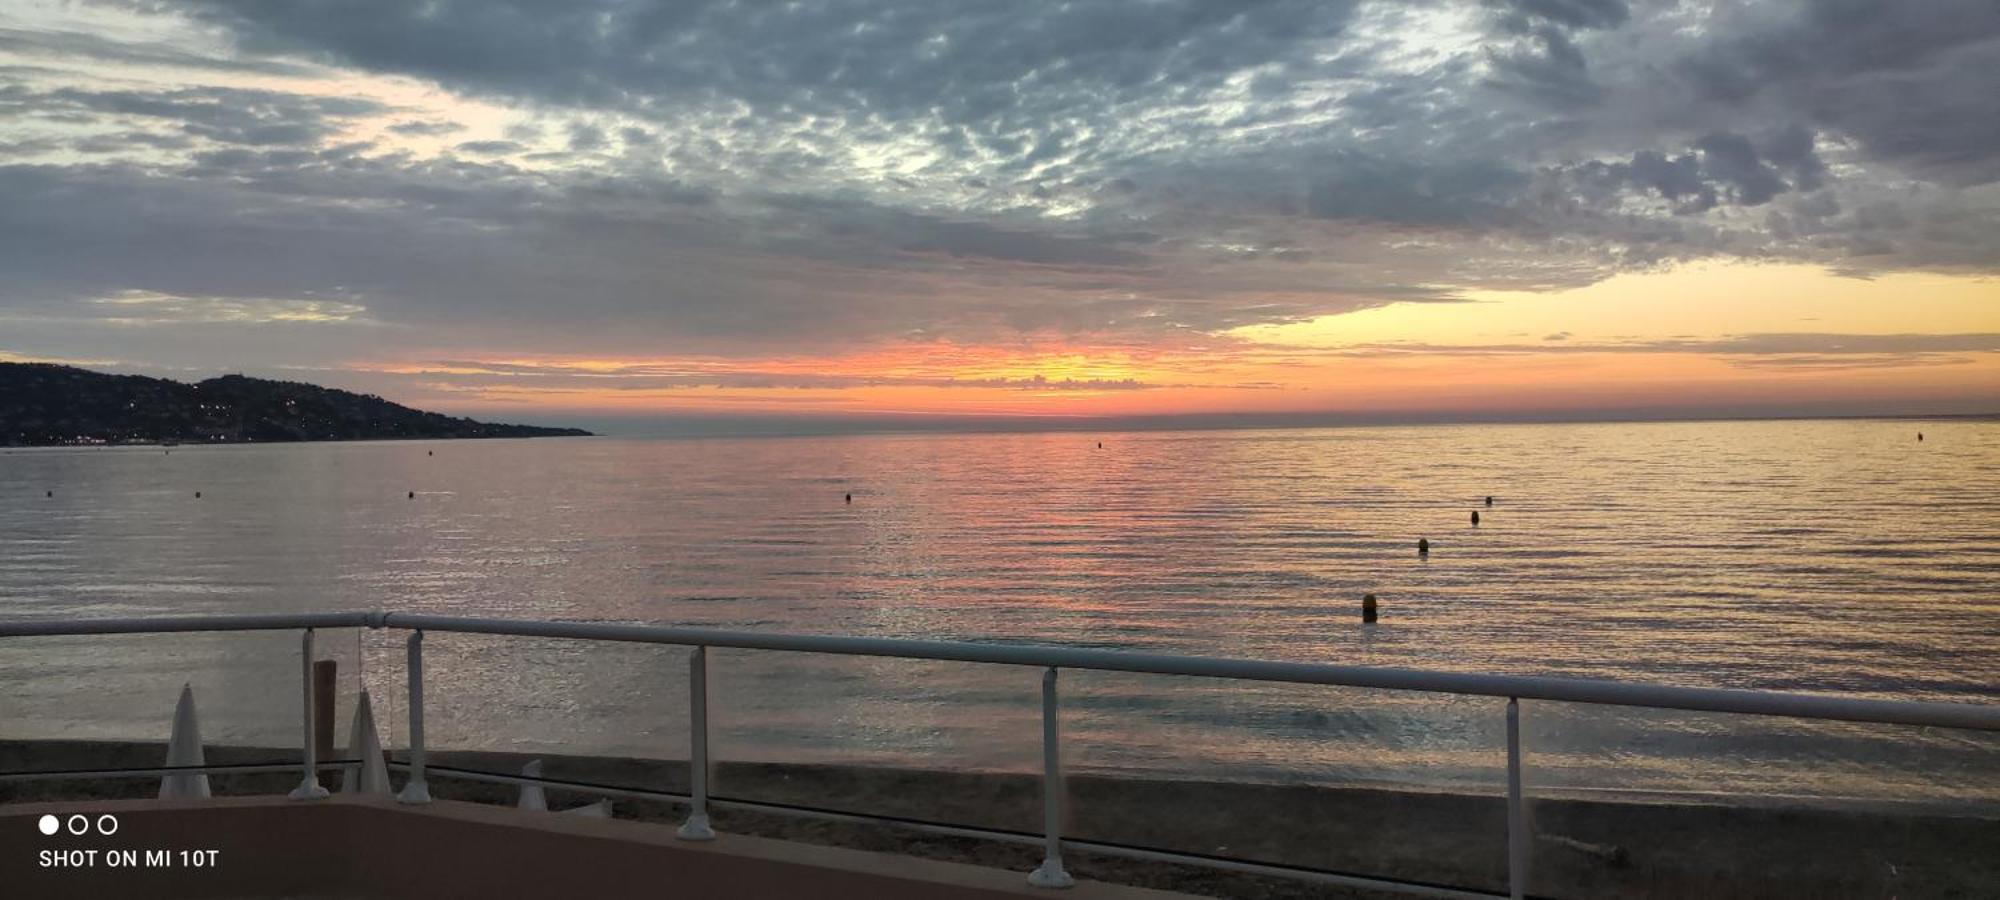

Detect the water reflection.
[{"left": 0, "top": 420, "right": 1995, "bottom": 800}]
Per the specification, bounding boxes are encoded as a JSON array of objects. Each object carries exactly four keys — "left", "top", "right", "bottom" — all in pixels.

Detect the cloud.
[
  {"left": 382, "top": 360, "right": 1171, "bottom": 392},
  {"left": 0, "top": 82, "right": 385, "bottom": 148},
  {"left": 387, "top": 119, "right": 464, "bottom": 137},
  {"left": 1486, "top": 0, "right": 1629, "bottom": 32},
  {"left": 0, "top": 0, "right": 1994, "bottom": 390},
  {"left": 453, "top": 139, "right": 523, "bottom": 155},
  {"left": 567, "top": 122, "right": 606, "bottom": 152},
  {"left": 1300, "top": 332, "right": 2000, "bottom": 369},
  {"left": 84, "top": 290, "right": 372, "bottom": 325},
  {"left": 0, "top": 27, "right": 315, "bottom": 77}
]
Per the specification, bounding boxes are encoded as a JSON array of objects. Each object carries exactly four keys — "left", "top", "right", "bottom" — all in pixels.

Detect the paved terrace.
[{"left": 1, "top": 795, "right": 1198, "bottom": 900}]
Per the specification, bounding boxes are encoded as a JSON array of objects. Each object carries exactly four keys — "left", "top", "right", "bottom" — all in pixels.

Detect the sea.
[{"left": 1, "top": 419, "right": 1995, "bottom": 808}]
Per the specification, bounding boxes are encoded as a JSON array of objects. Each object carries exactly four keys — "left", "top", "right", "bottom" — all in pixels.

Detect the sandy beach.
[{"left": 4, "top": 740, "right": 1994, "bottom": 899}]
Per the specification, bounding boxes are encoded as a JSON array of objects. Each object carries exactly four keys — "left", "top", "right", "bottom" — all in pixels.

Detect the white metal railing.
[{"left": 3, "top": 611, "right": 1998, "bottom": 899}]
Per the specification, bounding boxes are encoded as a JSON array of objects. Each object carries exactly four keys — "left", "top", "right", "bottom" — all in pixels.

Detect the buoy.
[
  {"left": 1918, "top": 433, "right": 1923, "bottom": 442},
  {"left": 428, "top": 450, "right": 434, "bottom": 456},
  {"left": 195, "top": 491, "right": 202, "bottom": 499},
  {"left": 845, "top": 492, "right": 852, "bottom": 504},
  {"left": 408, "top": 491, "right": 415, "bottom": 499},
  {"left": 45, "top": 490, "right": 51, "bottom": 498},
  {"left": 1471, "top": 510, "right": 1480, "bottom": 526},
  {"left": 1097, "top": 442, "right": 1102, "bottom": 449},
  {"left": 1417, "top": 538, "right": 1430, "bottom": 556},
  {"left": 1485, "top": 496, "right": 1493, "bottom": 506},
  {"left": 1362, "top": 593, "right": 1378, "bottom": 624}
]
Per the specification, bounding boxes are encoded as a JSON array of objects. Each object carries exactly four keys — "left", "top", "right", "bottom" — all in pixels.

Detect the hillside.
[{"left": 0, "top": 363, "right": 591, "bottom": 445}]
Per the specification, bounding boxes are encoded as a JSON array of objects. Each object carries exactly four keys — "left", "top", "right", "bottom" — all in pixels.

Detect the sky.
[{"left": 0, "top": 0, "right": 1996, "bottom": 429}]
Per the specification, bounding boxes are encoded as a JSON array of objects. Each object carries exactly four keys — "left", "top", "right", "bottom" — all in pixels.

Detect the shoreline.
[{"left": 4, "top": 740, "right": 1994, "bottom": 898}]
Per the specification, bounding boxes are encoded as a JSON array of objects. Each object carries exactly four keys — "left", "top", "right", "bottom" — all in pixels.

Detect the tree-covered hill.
[{"left": 0, "top": 363, "right": 591, "bottom": 445}]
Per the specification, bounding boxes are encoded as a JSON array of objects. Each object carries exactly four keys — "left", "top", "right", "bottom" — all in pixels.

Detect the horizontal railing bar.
[
  {"left": 0, "top": 611, "right": 1996, "bottom": 731},
  {"left": 0, "top": 611, "right": 380, "bottom": 637},
  {"left": 393, "top": 762, "right": 693, "bottom": 805},
  {"left": 399, "top": 761, "right": 1056, "bottom": 846},
  {"left": 382, "top": 613, "right": 2000, "bottom": 732},
  {"left": 396, "top": 762, "right": 1502, "bottom": 899},
  {"left": 0, "top": 760, "right": 363, "bottom": 782}
]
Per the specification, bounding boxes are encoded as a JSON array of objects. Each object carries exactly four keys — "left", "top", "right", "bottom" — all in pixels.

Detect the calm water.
[{"left": 1, "top": 420, "right": 1996, "bottom": 806}]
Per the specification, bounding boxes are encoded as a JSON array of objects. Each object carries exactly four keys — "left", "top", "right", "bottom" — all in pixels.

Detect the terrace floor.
[{"left": 0, "top": 795, "right": 1200, "bottom": 900}]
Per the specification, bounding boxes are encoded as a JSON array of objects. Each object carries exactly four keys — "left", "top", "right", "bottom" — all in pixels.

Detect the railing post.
[
  {"left": 397, "top": 630, "right": 431, "bottom": 804},
  {"left": 1506, "top": 697, "right": 1527, "bottom": 900},
  {"left": 287, "top": 628, "right": 329, "bottom": 800},
  {"left": 1029, "top": 666, "right": 1074, "bottom": 888},
  {"left": 677, "top": 645, "right": 715, "bottom": 840}
]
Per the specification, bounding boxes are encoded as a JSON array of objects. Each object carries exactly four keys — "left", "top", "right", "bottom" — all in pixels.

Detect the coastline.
[
  {"left": 0, "top": 432, "right": 595, "bottom": 449},
  {"left": 4, "top": 740, "right": 1993, "bottom": 898}
]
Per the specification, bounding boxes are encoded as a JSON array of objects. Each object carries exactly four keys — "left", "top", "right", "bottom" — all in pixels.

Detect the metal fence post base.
[
  {"left": 676, "top": 812, "right": 715, "bottom": 841},
  {"left": 396, "top": 780, "right": 432, "bottom": 805},
  {"left": 1029, "top": 861, "right": 1075, "bottom": 889}
]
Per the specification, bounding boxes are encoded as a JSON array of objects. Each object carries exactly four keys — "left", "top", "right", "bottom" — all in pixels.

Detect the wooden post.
[{"left": 312, "top": 659, "right": 337, "bottom": 763}]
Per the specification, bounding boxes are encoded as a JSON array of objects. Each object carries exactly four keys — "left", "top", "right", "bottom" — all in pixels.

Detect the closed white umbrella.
[
  {"left": 517, "top": 759, "right": 547, "bottom": 811},
  {"left": 340, "top": 689, "right": 392, "bottom": 796},
  {"left": 561, "top": 799, "right": 612, "bottom": 818},
  {"left": 159, "top": 683, "right": 210, "bottom": 800}
]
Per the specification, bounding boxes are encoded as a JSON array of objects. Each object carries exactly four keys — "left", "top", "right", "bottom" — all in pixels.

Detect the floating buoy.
[
  {"left": 195, "top": 491, "right": 202, "bottom": 499},
  {"left": 1097, "top": 442, "right": 1102, "bottom": 449},
  {"left": 1362, "top": 593, "right": 1378, "bottom": 624},
  {"left": 408, "top": 491, "right": 415, "bottom": 499},
  {"left": 428, "top": 450, "right": 434, "bottom": 456},
  {"left": 1417, "top": 538, "right": 1430, "bottom": 556},
  {"left": 1917, "top": 433, "right": 1923, "bottom": 442},
  {"left": 1471, "top": 510, "right": 1480, "bottom": 526},
  {"left": 45, "top": 490, "right": 52, "bottom": 498},
  {"left": 1485, "top": 496, "right": 1493, "bottom": 506}
]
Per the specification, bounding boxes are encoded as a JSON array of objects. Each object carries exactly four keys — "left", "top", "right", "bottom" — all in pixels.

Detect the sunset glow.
[{"left": 331, "top": 262, "right": 1999, "bottom": 420}]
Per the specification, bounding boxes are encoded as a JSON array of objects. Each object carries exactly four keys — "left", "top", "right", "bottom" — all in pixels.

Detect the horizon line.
[{"left": 530, "top": 409, "right": 2000, "bottom": 440}]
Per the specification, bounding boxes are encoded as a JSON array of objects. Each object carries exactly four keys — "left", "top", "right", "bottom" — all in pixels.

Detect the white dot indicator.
[{"left": 37, "top": 814, "right": 58, "bottom": 836}]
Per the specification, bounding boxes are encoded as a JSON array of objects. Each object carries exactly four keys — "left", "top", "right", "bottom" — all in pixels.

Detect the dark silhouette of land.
[{"left": 0, "top": 363, "right": 591, "bottom": 445}]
